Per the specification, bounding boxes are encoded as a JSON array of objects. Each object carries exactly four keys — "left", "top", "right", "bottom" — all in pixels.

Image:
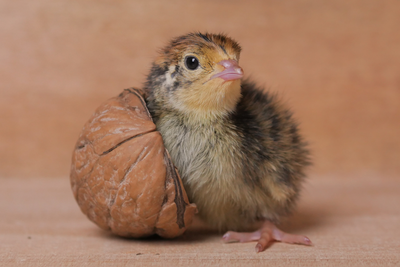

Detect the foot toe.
[{"left": 222, "top": 231, "right": 238, "bottom": 243}]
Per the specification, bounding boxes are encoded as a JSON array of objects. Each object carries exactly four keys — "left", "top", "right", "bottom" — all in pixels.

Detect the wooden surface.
[
  {"left": 1, "top": 176, "right": 399, "bottom": 266},
  {"left": 1, "top": 0, "right": 400, "bottom": 266}
]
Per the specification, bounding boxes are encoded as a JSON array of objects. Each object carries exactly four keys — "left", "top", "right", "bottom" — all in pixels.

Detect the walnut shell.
[{"left": 70, "top": 88, "right": 197, "bottom": 238}]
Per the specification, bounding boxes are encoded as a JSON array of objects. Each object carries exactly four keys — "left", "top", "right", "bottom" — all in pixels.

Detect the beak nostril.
[{"left": 218, "top": 60, "right": 240, "bottom": 69}]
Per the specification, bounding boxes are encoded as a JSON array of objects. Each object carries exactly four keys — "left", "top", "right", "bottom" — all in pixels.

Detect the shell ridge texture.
[{"left": 70, "top": 88, "right": 196, "bottom": 238}]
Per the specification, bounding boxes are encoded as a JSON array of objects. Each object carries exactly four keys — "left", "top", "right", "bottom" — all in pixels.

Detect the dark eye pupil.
[{"left": 185, "top": 56, "right": 199, "bottom": 70}]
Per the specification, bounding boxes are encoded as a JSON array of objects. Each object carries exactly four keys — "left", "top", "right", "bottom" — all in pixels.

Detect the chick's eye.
[{"left": 185, "top": 56, "right": 199, "bottom": 70}]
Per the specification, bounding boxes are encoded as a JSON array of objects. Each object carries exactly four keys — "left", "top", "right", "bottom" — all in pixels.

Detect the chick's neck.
[{"left": 148, "top": 78, "right": 242, "bottom": 126}]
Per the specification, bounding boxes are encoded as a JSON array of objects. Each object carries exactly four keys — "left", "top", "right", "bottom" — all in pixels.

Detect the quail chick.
[{"left": 144, "top": 32, "right": 311, "bottom": 252}]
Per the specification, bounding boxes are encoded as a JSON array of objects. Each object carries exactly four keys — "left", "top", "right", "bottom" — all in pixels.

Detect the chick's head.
[{"left": 146, "top": 33, "right": 243, "bottom": 120}]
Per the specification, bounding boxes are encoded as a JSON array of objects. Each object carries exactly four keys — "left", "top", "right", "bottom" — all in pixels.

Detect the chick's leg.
[{"left": 222, "top": 221, "right": 312, "bottom": 252}]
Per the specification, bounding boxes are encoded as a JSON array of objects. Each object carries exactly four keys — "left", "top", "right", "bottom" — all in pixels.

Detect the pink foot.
[{"left": 222, "top": 221, "right": 312, "bottom": 252}]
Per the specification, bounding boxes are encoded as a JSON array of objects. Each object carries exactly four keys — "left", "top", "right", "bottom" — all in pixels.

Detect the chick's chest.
[{"left": 156, "top": 116, "right": 244, "bottom": 185}]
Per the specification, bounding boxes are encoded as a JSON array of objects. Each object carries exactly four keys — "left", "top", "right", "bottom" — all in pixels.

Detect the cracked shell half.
[{"left": 70, "top": 88, "right": 197, "bottom": 238}]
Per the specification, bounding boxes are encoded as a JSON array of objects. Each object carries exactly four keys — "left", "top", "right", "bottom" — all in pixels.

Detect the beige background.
[
  {"left": 2, "top": 0, "right": 399, "bottom": 179},
  {"left": 1, "top": 0, "right": 399, "bottom": 266}
]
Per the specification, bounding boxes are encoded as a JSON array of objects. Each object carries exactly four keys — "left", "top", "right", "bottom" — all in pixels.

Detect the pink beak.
[{"left": 210, "top": 60, "right": 244, "bottom": 81}]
